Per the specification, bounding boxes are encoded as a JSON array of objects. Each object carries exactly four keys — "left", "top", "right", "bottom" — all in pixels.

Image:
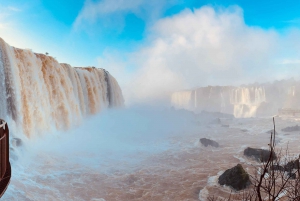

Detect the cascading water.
[
  {"left": 0, "top": 38, "right": 124, "bottom": 137},
  {"left": 171, "top": 91, "right": 193, "bottom": 110},
  {"left": 230, "top": 87, "right": 266, "bottom": 118},
  {"left": 171, "top": 86, "right": 267, "bottom": 118}
]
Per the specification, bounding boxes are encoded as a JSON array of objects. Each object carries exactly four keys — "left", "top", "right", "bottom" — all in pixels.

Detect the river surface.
[{"left": 3, "top": 109, "right": 300, "bottom": 201}]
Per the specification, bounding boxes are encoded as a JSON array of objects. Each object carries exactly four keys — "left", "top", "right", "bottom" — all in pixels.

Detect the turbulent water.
[
  {"left": 171, "top": 80, "right": 300, "bottom": 118},
  {"left": 0, "top": 38, "right": 124, "bottom": 137},
  {"left": 0, "top": 38, "right": 125, "bottom": 200},
  {"left": 2, "top": 106, "right": 298, "bottom": 201}
]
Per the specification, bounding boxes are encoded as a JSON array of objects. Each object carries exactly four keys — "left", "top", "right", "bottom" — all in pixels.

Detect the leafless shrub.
[{"left": 208, "top": 117, "right": 300, "bottom": 201}]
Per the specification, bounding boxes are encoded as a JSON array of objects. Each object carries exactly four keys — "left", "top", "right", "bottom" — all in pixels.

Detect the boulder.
[
  {"left": 11, "top": 138, "right": 22, "bottom": 147},
  {"left": 281, "top": 125, "right": 300, "bottom": 132},
  {"left": 200, "top": 138, "right": 219, "bottom": 148},
  {"left": 270, "top": 165, "right": 284, "bottom": 171},
  {"left": 287, "top": 172, "right": 296, "bottom": 179},
  {"left": 221, "top": 125, "right": 229, "bottom": 128},
  {"left": 244, "top": 147, "right": 276, "bottom": 162},
  {"left": 218, "top": 164, "right": 251, "bottom": 191},
  {"left": 265, "top": 129, "right": 278, "bottom": 135},
  {"left": 284, "top": 160, "right": 300, "bottom": 171}
]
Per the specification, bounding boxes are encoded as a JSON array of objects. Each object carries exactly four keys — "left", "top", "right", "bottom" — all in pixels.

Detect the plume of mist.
[
  {"left": 16, "top": 106, "right": 197, "bottom": 171},
  {"left": 99, "top": 6, "right": 300, "bottom": 105}
]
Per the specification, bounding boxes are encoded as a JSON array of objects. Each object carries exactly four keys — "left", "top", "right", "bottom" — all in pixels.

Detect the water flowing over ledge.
[
  {"left": 0, "top": 38, "right": 124, "bottom": 137},
  {"left": 171, "top": 80, "right": 300, "bottom": 118}
]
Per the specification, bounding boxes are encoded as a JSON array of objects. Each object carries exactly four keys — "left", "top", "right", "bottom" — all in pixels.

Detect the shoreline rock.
[
  {"left": 218, "top": 164, "right": 251, "bottom": 191},
  {"left": 244, "top": 147, "right": 276, "bottom": 162},
  {"left": 200, "top": 138, "right": 219, "bottom": 148},
  {"left": 281, "top": 125, "right": 300, "bottom": 132}
]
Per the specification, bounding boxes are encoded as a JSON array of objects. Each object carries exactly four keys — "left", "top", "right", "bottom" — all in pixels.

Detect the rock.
[
  {"left": 265, "top": 129, "right": 278, "bottom": 135},
  {"left": 218, "top": 164, "right": 251, "bottom": 191},
  {"left": 11, "top": 138, "right": 23, "bottom": 147},
  {"left": 221, "top": 125, "right": 229, "bottom": 127},
  {"left": 287, "top": 172, "right": 296, "bottom": 179},
  {"left": 240, "top": 129, "right": 248, "bottom": 132},
  {"left": 244, "top": 147, "right": 277, "bottom": 162},
  {"left": 200, "top": 138, "right": 219, "bottom": 148},
  {"left": 270, "top": 165, "right": 284, "bottom": 171},
  {"left": 281, "top": 125, "right": 300, "bottom": 132},
  {"left": 284, "top": 160, "right": 300, "bottom": 171}
]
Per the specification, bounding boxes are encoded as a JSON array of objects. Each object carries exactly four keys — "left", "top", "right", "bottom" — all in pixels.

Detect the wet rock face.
[
  {"left": 284, "top": 160, "right": 300, "bottom": 171},
  {"left": 200, "top": 138, "right": 219, "bottom": 148},
  {"left": 265, "top": 129, "right": 278, "bottom": 135},
  {"left": 281, "top": 125, "right": 300, "bottom": 132},
  {"left": 218, "top": 164, "right": 251, "bottom": 191},
  {"left": 270, "top": 165, "right": 284, "bottom": 171},
  {"left": 244, "top": 147, "right": 276, "bottom": 162},
  {"left": 287, "top": 172, "right": 296, "bottom": 179},
  {"left": 11, "top": 138, "right": 22, "bottom": 147},
  {"left": 271, "top": 162, "right": 299, "bottom": 172}
]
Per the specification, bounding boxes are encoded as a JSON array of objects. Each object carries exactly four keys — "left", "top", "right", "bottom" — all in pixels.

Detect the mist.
[
  {"left": 1, "top": 2, "right": 300, "bottom": 201},
  {"left": 4, "top": 106, "right": 207, "bottom": 200},
  {"left": 24, "top": 106, "right": 197, "bottom": 168},
  {"left": 100, "top": 6, "right": 300, "bottom": 105}
]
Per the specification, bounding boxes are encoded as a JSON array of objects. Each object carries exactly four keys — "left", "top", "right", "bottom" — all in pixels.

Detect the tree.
[{"left": 208, "top": 117, "right": 300, "bottom": 201}]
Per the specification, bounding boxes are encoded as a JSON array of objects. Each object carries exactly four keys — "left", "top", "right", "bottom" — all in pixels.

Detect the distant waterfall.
[
  {"left": 230, "top": 87, "right": 266, "bottom": 117},
  {"left": 0, "top": 38, "right": 124, "bottom": 137},
  {"left": 171, "top": 86, "right": 267, "bottom": 118},
  {"left": 171, "top": 91, "right": 193, "bottom": 110}
]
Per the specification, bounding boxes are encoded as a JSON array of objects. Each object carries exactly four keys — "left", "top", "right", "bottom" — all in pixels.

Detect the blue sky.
[
  {"left": 1, "top": 0, "right": 300, "bottom": 103},
  {"left": 1, "top": 0, "right": 300, "bottom": 65}
]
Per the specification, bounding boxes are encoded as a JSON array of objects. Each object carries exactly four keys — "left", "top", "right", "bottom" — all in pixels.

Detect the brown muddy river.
[{"left": 3, "top": 110, "right": 300, "bottom": 201}]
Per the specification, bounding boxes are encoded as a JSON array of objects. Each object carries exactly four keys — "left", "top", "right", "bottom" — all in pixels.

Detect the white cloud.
[
  {"left": 74, "top": 0, "right": 175, "bottom": 30},
  {"left": 100, "top": 6, "right": 294, "bottom": 105}
]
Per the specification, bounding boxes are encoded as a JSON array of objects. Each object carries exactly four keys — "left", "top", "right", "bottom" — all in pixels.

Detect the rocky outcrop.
[
  {"left": 244, "top": 147, "right": 276, "bottom": 162},
  {"left": 270, "top": 165, "right": 284, "bottom": 171},
  {"left": 284, "top": 160, "right": 300, "bottom": 171},
  {"left": 269, "top": 160, "right": 299, "bottom": 180},
  {"left": 281, "top": 125, "right": 300, "bottom": 132},
  {"left": 287, "top": 172, "right": 296, "bottom": 179},
  {"left": 218, "top": 164, "right": 251, "bottom": 191},
  {"left": 200, "top": 138, "right": 219, "bottom": 148},
  {"left": 265, "top": 129, "right": 278, "bottom": 135}
]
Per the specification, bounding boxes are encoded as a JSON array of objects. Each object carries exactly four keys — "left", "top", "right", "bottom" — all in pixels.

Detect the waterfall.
[
  {"left": 170, "top": 86, "right": 267, "bottom": 118},
  {"left": 230, "top": 87, "right": 265, "bottom": 118},
  {"left": 171, "top": 91, "right": 193, "bottom": 110},
  {"left": 0, "top": 38, "right": 124, "bottom": 137}
]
